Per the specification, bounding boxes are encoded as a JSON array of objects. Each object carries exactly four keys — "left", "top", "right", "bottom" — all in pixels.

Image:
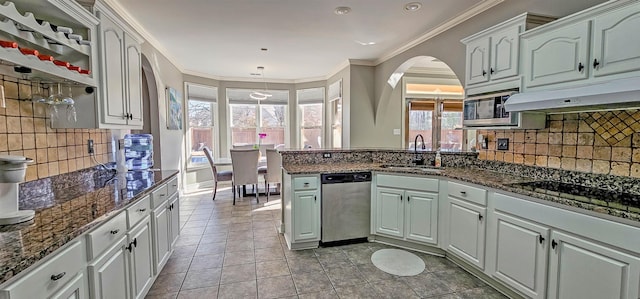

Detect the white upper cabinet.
[
  {"left": 461, "top": 13, "right": 554, "bottom": 95},
  {"left": 591, "top": 1, "right": 640, "bottom": 78},
  {"left": 489, "top": 26, "right": 521, "bottom": 81},
  {"left": 522, "top": 0, "right": 640, "bottom": 91},
  {"left": 465, "top": 37, "right": 491, "bottom": 85},
  {"left": 522, "top": 21, "right": 591, "bottom": 88},
  {"left": 95, "top": 1, "right": 144, "bottom": 129}
]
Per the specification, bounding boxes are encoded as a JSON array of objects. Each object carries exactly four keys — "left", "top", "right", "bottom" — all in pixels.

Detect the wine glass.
[{"left": 31, "top": 80, "right": 46, "bottom": 103}]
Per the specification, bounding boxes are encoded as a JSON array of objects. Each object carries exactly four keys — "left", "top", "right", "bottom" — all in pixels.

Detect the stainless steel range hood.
[{"left": 504, "top": 77, "right": 640, "bottom": 113}]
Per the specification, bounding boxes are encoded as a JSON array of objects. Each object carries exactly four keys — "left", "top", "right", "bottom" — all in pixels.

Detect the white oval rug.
[{"left": 371, "top": 248, "right": 426, "bottom": 276}]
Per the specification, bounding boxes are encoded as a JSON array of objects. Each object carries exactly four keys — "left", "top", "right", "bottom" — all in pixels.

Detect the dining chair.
[
  {"left": 264, "top": 148, "right": 282, "bottom": 201},
  {"left": 203, "top": 147, "right": 233, "bottom": 201},
  {"left": 229, "top": 148, "right": 260, "bottom": 205}
]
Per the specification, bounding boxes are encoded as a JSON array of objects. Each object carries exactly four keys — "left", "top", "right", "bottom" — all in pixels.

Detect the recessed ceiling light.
[
  {"left": 404, "top": 2, "right": 422, "bottom": 11},
  {"left": 334, "top": 6, "right": 351, "bottom": 15},
  {"left": 355, "top": 40, "right": 376, "bottom": 46}
]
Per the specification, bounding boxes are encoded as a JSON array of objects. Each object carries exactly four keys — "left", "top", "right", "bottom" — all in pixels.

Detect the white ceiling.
[{"left": 110, "top": 0, "right": 495, "bottom": 81}]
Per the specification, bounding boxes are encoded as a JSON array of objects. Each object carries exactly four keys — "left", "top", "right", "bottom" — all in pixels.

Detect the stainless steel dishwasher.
[{"left": 321, "top": 172, "right": 372, "bottom": 244}]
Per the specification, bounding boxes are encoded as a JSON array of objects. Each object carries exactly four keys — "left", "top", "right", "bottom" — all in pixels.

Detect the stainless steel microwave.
[{"left": 463, "top": 90, "right": 519, "bottom": 127}]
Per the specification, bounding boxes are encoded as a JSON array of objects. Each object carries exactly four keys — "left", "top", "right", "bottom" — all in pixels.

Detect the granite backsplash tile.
[{"left": 0, "top": 76, "right": 113, "bottom": 182}]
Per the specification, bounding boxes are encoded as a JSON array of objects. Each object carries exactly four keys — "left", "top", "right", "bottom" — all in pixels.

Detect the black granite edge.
[
  {"left": 0, "top": 170, "right": 179, "bottom": 286},
  {"left": 280, "top": 148, "right": 479, "bottom": 155}
]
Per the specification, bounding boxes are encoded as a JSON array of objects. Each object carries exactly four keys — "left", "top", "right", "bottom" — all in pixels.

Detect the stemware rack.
[{"left": 0, "top": 0, "right": 98, "bottom": 86}]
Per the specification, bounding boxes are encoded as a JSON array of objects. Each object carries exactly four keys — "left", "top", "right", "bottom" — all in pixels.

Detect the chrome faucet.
[{"left": 413, "top": 134, "right": 426, "bottom": 165}]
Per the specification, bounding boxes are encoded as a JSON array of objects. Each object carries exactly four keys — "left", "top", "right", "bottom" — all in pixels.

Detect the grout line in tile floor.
[{"left": 145, "top": 185, "right": 508, "bottom": 299}]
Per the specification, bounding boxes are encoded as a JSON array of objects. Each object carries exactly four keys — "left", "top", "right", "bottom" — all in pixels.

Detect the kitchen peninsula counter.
[
  {"left": 0, "top": 168, "right": 178, "bottom": 285},
  {"left": 281, "top": 150, "right": 640, "bottom": 226}
]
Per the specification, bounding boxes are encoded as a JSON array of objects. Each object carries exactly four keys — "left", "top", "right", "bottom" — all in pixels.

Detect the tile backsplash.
[
  {"left": 477, "top": 110, "right": 640, "bottom": 178},
  {"left": 1, "top": 76, "right": 113, "bottom": 182}
]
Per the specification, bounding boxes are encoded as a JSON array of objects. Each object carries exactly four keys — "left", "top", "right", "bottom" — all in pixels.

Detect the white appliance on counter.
[{"left": 0, "top": 155, "right": 34, "bottom": 225}]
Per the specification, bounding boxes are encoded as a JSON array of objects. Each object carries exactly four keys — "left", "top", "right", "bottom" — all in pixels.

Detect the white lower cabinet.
[
  {"left": 88, "top": 236, "right": 130, "bottom": 299},
  {"left": 445, "top": 181, "right": 487, "bottom": 270},
  {"left": 0, "top": 240, "right": 88, "bottom": 299},
  {"left": 152, "top": 202, "right": 170, "bottom": 272},
  {"left": 128, "top": 217, "right": 154, "bottom": 299},
  {"left": 547, "top": 231, "right": 640, "bottom": 299},
  {"left": 490, "top": 211, "right": 549, "bottom": 299},
  {"left": 447, "top": 197, "right": 486, "bottom": 269},
  {"left": 373, "top": 174, "right": 439, "bottom": 246},
  {"left": 283, "top": 174, "right": 321, "bottom": 249},
  {"left": 292, "top": 190, "right": 320, "bottom": 241},
  {"left": 50, "top": 271, "right": 88, "bottom": 299},
  {"left": 151, "top": 193, "right": 180, "bottom": 273}
]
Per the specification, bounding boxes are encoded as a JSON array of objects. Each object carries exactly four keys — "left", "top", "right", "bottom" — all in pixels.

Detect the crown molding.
[
  {"left": 103, "top": 0, "right": 186, "bottom": 72},
  {"left": 375, "top": 0, "right": 504, "bottom": 65}
]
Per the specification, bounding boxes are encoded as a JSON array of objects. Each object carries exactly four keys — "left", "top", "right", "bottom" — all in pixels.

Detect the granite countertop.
[
  {"left": 283, "top": 163, "right": 640, "bottom": 225},
  {"left": 0, "top": 169, "right": 179, "bottom": 285}
]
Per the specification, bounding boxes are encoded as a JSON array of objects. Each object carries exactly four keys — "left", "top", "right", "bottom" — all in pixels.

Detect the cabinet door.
[
  {"left": 124, "top": 33, "right": 143, "bottom": 127},
  {"left": 88, "top": 237, "right": 129, "bottom": 299},
  {"left": 490, "top": 26, "right": 520, "bottom": 80},
  {"left": 492, "top": 211, "right": 549, "bottom": 299},
  {"left": 466, "top": 37, "right": 491, "bottom": 85},
  {"left": 375, "top": 187, "right": 404, "bottom": 238},
  {"left": 128, "top": 219, "right": 154, "bottom": 299},
  {"left": 292, "top": 190, "right": 320, "bottom": 241},
  {"left": 547, "top": 231, "right": 640, "bottom": 299},
  {"left": 152, "top": 204, "right": 170, "bottom": 274},
  {"left": 169, "top": 196, "right": 181, "bottom": 247},
  {"left": 97, "top": 11, "right": 127, "bottom": 125},
  {"left": 50, "top": 271, "right": 88, "bottom": 299},
  {"left": 405, "top": 191, "right": 438, "bottom": 245},
  {"left": 592, "top": 2, "right": 640, "bottom": 78},
  {"left": 447, "top": 197, "right": 486, "bottom": 269},
  {"left": 523, "top": 21, "right": 591, "bottom": 88}
]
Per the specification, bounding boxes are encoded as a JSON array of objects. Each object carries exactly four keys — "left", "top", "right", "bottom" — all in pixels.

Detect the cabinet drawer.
[
  {"left": 447, "top": 181, "right": 487, "bottom": 206},
  {"left": 150, "top": 184, "right": 169, "bottom": 208},
  {"left": 86, "top": 212, "right": 127, "bottom": 260},
  {"left": 0, "top": 240, "right": 86, "bottom": 299},
  {"left": 126, "top": 195, "right": 150, "bottom": 228},
  {"left": 167, "top": 176, "right": 178, "bottom": 196},
  {"left": 293, "top": 177, "right": 318, "bottom": 191},
  {"left": 376, "top": 174, "right": 438, "bottom": 192}
]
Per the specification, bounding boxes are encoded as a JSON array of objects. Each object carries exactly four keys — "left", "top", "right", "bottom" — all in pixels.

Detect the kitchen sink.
[{"left": 379, "top": 164, "right": 444, "bottom": 173}]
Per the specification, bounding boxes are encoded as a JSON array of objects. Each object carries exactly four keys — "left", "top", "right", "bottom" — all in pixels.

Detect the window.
[
  {"left": 186, "top": 84, "right": 218, "bottom": 166},
  {"left": 406, "top": 99, "right": 463, "bottom": 151},
  {"left": 228, "top": 88, "right": 288, "bottom": 148},
  {"left": 328, "top": 80, "right": 342, "bottom": 148},
  {"left": 297, "top": 87, "right": 324, "bottom": 149}
]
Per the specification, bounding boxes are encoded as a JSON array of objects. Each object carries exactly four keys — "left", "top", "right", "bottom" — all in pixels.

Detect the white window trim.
[
  {"left": 297, "top": 87, "right": 325, "bottom": 149},
  {"left": 185, "top": 82, "right": 219, "bottom": 170},
  {"left": 226, "top": 89, "right": 289, "bottom": 152}
]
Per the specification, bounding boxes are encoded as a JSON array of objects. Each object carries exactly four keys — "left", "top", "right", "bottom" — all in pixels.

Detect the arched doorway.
[
  {"left": 139, "top": 54, "right": 162, "bottom": 169},
  {"left": 387, "top": 56, "right": 473, "bottom": 151}
]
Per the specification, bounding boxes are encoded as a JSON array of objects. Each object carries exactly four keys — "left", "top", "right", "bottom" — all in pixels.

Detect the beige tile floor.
[{"left": 145, "top": 185, "right": 508, "bottom": 299}]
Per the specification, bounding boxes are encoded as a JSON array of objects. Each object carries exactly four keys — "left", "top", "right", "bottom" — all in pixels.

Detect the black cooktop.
[{"left": 506, "top": 181, "right": 640, "bottom": 211}]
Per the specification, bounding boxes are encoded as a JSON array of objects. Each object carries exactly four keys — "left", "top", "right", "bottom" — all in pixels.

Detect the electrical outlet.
[
  {"left": 323, "top": 153, "right": 332, "bottom": 158},
  {"left": 497, "top": 138, "right": 509, "bottom": 150},
  {"left": 87, "top": 139, "right": 94, "bottom": 154}
]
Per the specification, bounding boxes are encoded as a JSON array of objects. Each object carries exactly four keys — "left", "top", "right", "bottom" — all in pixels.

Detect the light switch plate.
[{"left": 393, "top": 129, "right": 401, "bottom": 135}]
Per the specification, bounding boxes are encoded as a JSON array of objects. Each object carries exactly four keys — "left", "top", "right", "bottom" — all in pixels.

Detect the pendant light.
[{"left": 249, "top": 66, "right": 272, "bottom": 100}]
